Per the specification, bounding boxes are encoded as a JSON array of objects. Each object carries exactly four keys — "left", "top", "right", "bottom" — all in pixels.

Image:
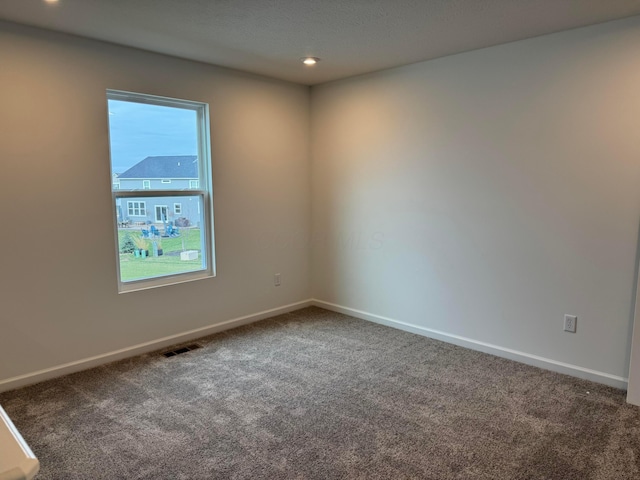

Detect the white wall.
[
  {"left": 3, "top": 16, "right": 640, "bottom": 394},
  {"left": 628, "top": 272, "right": 640, "bottom": 403},
  {"left": 0, "top": 22, "right": 311, "bottom": 387},
  {"left": 311, "top": 16, "right": 640, "bottom": 383}
]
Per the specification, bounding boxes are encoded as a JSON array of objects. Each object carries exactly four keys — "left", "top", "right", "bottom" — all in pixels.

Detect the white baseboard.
[
  {"left": 312, "top": 299, "right": 628, "bottom": 390},
  {"left": 3, "top": 298, "right": 627, "bottom": 393},
  {"left": 0, "top": 299, "right": 313, "bottom": 393}
]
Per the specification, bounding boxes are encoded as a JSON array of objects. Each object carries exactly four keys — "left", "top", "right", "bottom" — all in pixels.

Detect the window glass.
[{"left": 107, "top": 90, "right": 213, "bottom": 291}]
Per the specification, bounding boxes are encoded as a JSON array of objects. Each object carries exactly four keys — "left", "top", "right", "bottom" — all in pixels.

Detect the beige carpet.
[{"left": 1, "top": 307, "right": 639, "bottom": 479}]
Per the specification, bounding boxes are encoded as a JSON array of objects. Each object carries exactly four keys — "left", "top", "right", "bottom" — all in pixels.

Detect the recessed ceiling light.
[
  {"left": 44, "top": 0, "right": 59, "bottom": 3},
  {"left": 301, "top": 57, "right": 321, "bottom": 66}
]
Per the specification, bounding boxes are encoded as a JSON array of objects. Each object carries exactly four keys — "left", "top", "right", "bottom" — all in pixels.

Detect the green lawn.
[{"left": 118, "top": 227, "right": 204, "bottom": 282}]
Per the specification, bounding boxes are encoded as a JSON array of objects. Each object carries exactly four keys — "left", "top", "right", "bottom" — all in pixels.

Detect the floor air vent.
[{"left": 162, "top": 343, "right": 203, "bottom": 358}]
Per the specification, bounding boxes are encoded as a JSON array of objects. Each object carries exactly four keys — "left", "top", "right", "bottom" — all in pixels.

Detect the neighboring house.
[{"left": 115, "top": 155, "right": 201, "bottom": 226}]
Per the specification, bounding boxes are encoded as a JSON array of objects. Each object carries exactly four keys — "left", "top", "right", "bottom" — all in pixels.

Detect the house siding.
[{"left": 116, "top": 195, "right": 201, "bottom": 227}]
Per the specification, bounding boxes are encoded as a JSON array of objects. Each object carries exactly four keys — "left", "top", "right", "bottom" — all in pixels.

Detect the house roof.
[{"left": 118, "top": 156, "right": 198, "bottom": 179}]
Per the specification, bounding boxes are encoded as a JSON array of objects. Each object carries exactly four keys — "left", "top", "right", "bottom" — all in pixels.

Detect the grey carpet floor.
[{"left": 1, "top": 307, "right": 639, "bottom": 479}]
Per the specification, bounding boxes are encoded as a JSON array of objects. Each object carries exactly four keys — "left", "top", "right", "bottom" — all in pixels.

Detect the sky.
[{"left": 108, "top": 99, "right": 198, "bottom": 174}]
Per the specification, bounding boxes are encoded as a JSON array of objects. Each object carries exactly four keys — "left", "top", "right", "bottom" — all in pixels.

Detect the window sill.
[{"left": 118, "top": 269, "right": 214, "bottom": 294}]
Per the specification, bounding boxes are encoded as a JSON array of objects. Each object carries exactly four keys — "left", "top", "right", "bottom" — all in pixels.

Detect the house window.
[
  {"left": 127, "top": 201, "right": 146, "bottom": 217},
  {"left": 108, "top": 90, "right": 215, "bottom": 292}
]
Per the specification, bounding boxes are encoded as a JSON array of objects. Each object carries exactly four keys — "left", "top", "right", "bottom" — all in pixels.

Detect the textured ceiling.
[{"left": 1, "top": 0, "right": 640, "bottom": 85}]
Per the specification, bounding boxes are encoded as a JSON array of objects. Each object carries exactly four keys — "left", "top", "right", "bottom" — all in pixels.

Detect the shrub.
[
  {"left": 120, "top": 233, "right": 136, "bottom": 253},
  {"left": 133, "top": 235, "right": 149, "bottom": 251}
]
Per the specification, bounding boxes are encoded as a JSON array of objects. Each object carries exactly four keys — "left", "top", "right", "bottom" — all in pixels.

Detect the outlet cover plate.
[{"left": 564, "top": 314, "right": 577, "bottom": 333}]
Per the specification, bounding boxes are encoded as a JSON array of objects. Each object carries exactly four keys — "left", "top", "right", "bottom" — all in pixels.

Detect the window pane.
[
  {"left": 116, "top": 195, "right": 205, "bottom": 283},
  {"left": 107, "top": 90, "right": 213, "bottom": 291},
  {"left": 108, "top": 99, "right": 200, "bottom": 191}
]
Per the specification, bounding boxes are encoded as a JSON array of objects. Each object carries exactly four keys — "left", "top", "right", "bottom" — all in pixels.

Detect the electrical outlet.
[
  {"left": 274, "top": 273, "right": 281, "bottom": 287},
  {"left": 564, "top": 314, "right": 577, "bottom": 333}
]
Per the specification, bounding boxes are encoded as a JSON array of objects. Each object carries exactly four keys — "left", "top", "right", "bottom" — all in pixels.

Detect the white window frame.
[
  {"left": 108, "top": 90, "right": 215, "bottom": 293},
  {"left": 174, "top": 203, "right": 182, "bottom": 215},
  {"left": 142, "top": 180, "right": 151, "bottom": 189},
  {"left": 189, "top": 180, "right": 199, "bottom": 189},
  {"left": 127, "top": 200, "right": 146, "bottom": 217}
]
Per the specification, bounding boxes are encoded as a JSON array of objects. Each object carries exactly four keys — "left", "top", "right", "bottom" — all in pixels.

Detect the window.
[
  {"left": 127, "top": 201, "right": 146, "bottom": 217},
  {"left": 108, "top": 90, "right": 214, "bottom": 292}
]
